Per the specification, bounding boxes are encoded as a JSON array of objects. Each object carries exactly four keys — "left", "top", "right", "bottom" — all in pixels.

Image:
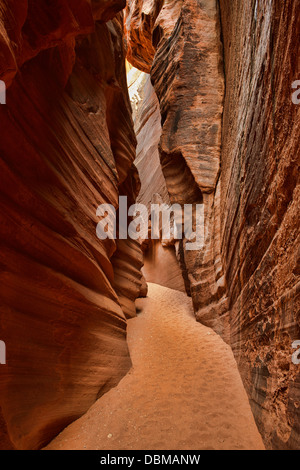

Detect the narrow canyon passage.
[
  {"left": 46, "top": 284, "right": 264, "bottom": 451},
  {"left": 0, "top": 0, "right": 298, "bottom": 452}
]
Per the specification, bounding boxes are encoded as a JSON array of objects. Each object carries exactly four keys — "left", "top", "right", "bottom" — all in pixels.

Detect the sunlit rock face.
[
  {"left": 127, "top": 67, "right": 185, "bottom": 292},
  {"left": 125, "top": 0, "right": 227, "bottom": 339},
  {"left": 125, "top": 0, "right": 300, "bottom": 449},
  {"left": 0, "top": 1, "right": 144, "bottom": 449}
]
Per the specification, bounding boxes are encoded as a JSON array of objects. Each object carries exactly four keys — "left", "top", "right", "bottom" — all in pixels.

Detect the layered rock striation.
[
  {"left": 127, "top": 67, "right": 186, "bottom": 292},
  {"left": 125, "top": 0, "right": 300, "bottom": 449},
  {"left": 0, "top": 0, "right": 299, "bottom": 451},
  {"left": 220, "top": 0, "right": 300, "bottom": 450},
  {"left": 126, "top": 0, "right": 226, "bottom": 319},
  {"left": 0, "top": 0, "right": 144, "bottom": 449}
]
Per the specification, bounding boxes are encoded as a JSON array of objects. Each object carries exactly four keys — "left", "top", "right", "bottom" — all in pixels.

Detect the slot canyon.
[{"left": 0, "top": 0, "right": 299, "bottom": 451}]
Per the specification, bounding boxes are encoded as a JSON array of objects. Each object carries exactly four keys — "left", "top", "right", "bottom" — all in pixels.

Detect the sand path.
[{"left": 46, "top": 283, "right": 265, "bottom": 450}]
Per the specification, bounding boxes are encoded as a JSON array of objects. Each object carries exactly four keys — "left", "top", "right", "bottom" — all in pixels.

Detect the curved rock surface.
[
  {"left": 0, "top": 1, "right": 144, "bottom": 449},
  {"left": 127, "top": 68, "right": 185, "bottom": 292},
  {"left": 126, "top": 0, "right": 226, "bottom": 327},
  {"left": 0, "top": 0, "right": 299, "bottom": 452}
]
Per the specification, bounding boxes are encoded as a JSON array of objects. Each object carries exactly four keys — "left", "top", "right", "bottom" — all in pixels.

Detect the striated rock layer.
[
  {"left": 125, "top": 0, "right": 300, "bottom": 449},
  {"left": 220, "top": 0, "right": 300, "bottom": 450},
  {"left": 0, "top": 1, "right": 144, "bottom": 450},
  {"left": 126, "top": 0, "right": 227, "bottom": 331},
  {"left": 127, "top": 68, "right": 185, "bottom": 292},
  {"left": 126, "top": 0, "right": 226, "bottom": 315}
]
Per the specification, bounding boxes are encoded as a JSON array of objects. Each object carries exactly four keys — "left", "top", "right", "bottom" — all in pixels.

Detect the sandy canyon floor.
[{"left": 46, "top": 283, "right": 265, "bottom": 450}]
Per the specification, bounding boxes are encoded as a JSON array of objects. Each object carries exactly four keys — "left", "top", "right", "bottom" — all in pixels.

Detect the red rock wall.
[
  {"left": 219, "top": 0, "right": 300, "bottom": 449},
  {"left": 142, "top": 240, "right": 186, "bottom": 293},
  {"left": 0, "top": 1, "right": 144, "bottom": 450},
  {"left": 128, "top": 69, "right": 186, "bottom": 292},
  {"left": 126, "top": 0, "right": 226, "bottom": 316},
  {"left": 125, "top": 0, "right": 300, "bottom": 449}
]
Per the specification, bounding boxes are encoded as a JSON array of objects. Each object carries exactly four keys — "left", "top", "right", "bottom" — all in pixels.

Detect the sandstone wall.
[
  {"left": 125, "top": 0, "right": 300, "bottom": 449},
  {"left": 219, "top": 0, "right": 300, "bottom": 449},
  {"left": 0, "top": 0, "right": 143, "bottom": 449},
  {"left": 0, "top": 0, "right": 299, "bottom": 451},
  {"left": 126, "top": 0, "right": 226, "bottom": 319},
  {"left": 128, "top": 69, "right": 185, "bottom": 292}
]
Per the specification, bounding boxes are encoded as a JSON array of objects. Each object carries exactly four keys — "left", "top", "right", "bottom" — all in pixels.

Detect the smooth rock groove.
[
  {"left": 0, "top": 1, "right": 145, "bottom": 449},
  {"left": 46, "top": 284, "right": 264, "bottom": 450}
]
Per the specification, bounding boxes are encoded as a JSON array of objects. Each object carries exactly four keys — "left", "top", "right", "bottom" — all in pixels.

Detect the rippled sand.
[{"left": 46, "top": 283, "right": 264, "bottom": 450}]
